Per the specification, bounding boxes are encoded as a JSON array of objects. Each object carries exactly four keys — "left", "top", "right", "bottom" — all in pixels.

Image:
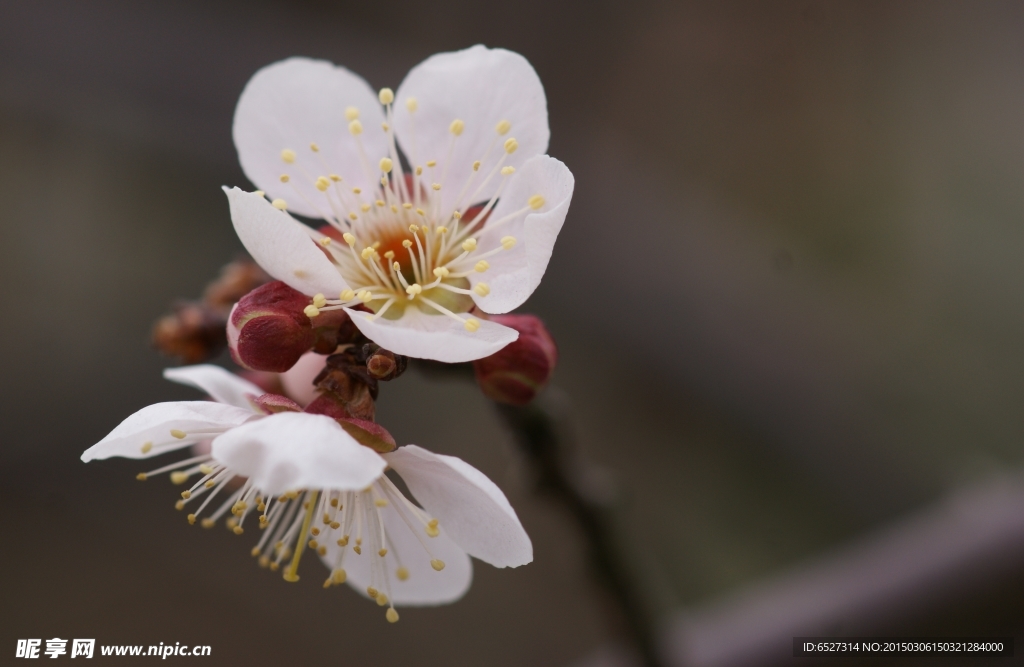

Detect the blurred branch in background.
[{"left": 498, "top": 397, "right": 665, "bottom": 667}]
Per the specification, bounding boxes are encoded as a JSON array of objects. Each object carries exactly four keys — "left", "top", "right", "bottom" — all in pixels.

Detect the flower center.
[
  {"left": 269, "top": 89, "right": 545, "bottom": 332},
  {"left": 134, "top": 427, "right": 449, "bottom": 624}
]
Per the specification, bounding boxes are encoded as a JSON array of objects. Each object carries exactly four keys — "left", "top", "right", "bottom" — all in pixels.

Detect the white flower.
[
  {"left": 81, "top": 365, "right": 532, "bottom": 621},
  {"left": 226, "top": 45, "right": 575, "bottom": 363}
]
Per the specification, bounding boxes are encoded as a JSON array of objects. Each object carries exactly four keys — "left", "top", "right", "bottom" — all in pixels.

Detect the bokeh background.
[{"left": 1, "top": 1, "right": 1021, "bottom": 665}]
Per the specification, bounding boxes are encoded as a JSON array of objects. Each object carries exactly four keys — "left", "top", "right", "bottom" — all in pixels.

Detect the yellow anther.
[
  {"left": 170, "top": 471, "right": 189, "bottom": 485},
  {"left": 201, "top": 518, "right": 215, "bottom": 528},
  {"left": 409, "top": 224, "right": 420, "bottom": 232},
  {"left": 376, "top": 593, "right": 389, "bottom": 606},
  {"left": 199, "top": 464, "right": 214, "bottom": 474},
  {"left": 433, "top": 267, "right": 450, "bottom": 278},
  {"left": 344, "top": 106, "right": 359, "bottom": 120},
  {"left": 402, "top": 202, "right": 413, "bottom": 210},
  {"left": 425, "top": 524, "right": 440, "bottom": 537},
  {"left": 430, "top": 559, "right": 446, "bottom": 571},
  {"left": 311, "top": 526, "right": 321, "bottom": 536},
  {"left": 135, "top": 472, "right": 147, "bottom": 481},
  {"left": 428, "top": 519, "right": 439, "bottom": 528},
  {"left": 279, "top": 173, "right": 290, "bottom": 183},
  {"left": 372, "top": 241, "right": 381, "bottom": 249},
  {"left": 496, "top": 119, "right": 512, "bottom": 135},
  {"left": 426, "top": 160, "right": 437, "bottom": 168},
  {"left": 358, "top": 290, "right": 373, "bottom": 303},
  {"left": 280, "top": 149, "right": 296, "bottom": 164},
  {"left": 233, "top": 525, "right": 244, "bottom": 535},
  {"left": 474, "top": 283, "right": 490, "bottom": 297},
  {"left": 393, "top": 262, "right": 401, "bottom": 272},
  {"left": 453, "top": 210, "right": 462, "bottom": 219},
  {"left": 258, "top": 555, "right": 270, "bottom": 568},
  {"left": 501, "top": 236, "right": 517, "bottom": 250},
  {"left": 529, "top": 194, "right": 546, "bottom": 209},
  {"left": 449, "top": 118, "right": 465, "bottom": 136},
  {"left": 169, "top": 429, "right": 186, "bottom": 439},
  {"left": 431, "top": 182, "right": 441, "bottom": 191},
  {"left": 386, "top": 608, "right": 400, "bottom": 623},
  {"left": 310, "top": 142, "right": 319, "bottom": 152},
  {"left": 330, "top": 521, "right": 340, "bottom": 529},
  {"left": 376, "top": 199, "right": 386, "bottom": 207},
  {"left": 382, "top": 121, "right": 390, "bottom": 131},
  {"left": 464, "top": 318, "right": 480, "bottom": 332},
  {"left": 352, "top": 187, "right": 362, "bottom": 194},
  {"left": 504, "top": 137, "right": 518, "bottom": 154},
  {"left": 349, "top": 119, "right": 363, "bottom": 135},
  {"left": 391, "top": 204, "right": 398, "bottom": 212},
  {"left": 330, "top": 174, "right": 341, "bottom": 181},
  {"left": 315, "top": 176, "right": 330, "bottom": 191},
  {"left": 360, "top": 203, "right": 371, "bottom": 212},
  {"left": 140, "top": 442, "right": 153, "bottom": 454},
  {"left": 269, "top": 562, "right": 280, "bottom": 572},
  {"left": 402, "top": 239, "right": 413, "bottom": 249},
  {"left": 436, "top": 226, "right": 448, "bottom": 234},
  {"left": 379, "top": 157, "right": 393, "bottom": 173},
  {"left": 204, "top": 480, "right": 215, "bottom": 489},
  {"left": 360, "top": 247, "right": 375, "bottom": 260},
  {"left": 322, "top": 577, "right": 332, "bottom": 589},
  {"left": 462, "top": 238, "right": 478, "bottom": 252},
  {"left": 343, "top": 232, "right": 356, "bottom": 246},
  {"left": 272, "top": 199, "right": 288, "bottom": 210},
  {"left": 349, "top": 212, "right": 358, "bottom": 221},
  {"left": 378, "top": 548, "right": 388, "bottom": 557},
  {"left": 367, "top": 587, "right": 378, "bottom": 599},
  {"left": 501, "top": 166, "right": 515, "bottom": 176},
  {"left": 396, "top": 567, "right": 410, "bottom": 581},
  {"left": 175, "top": 500, "right": 185, "bottom": 511},
  {"left": 330, "top": 498, "right": 339, "bottom": 507},
  {"left": 473, "top": 160, "right": 481, "bottom": 171},
  {"left": 374, "top": 498, "right": 388, "bottom": 507},
  {"left": 406, "top": 284, "right": 423, "bottom": 296},
  {"left": 405, "top": 97, "right": 418, "bottom": 112},
  {"left": 332, "top": 568, "right": 347, "bottom": 584},
  {"left": 318, "top": 236, "right": 332, "bottom": 247},
  {"left": 254, "top": 190, "right": 264, "bottom": 197},
  {"left": 384, "top": 250, "right": 395, "bottom": 260},
  {"left": 187, "top": 514, "right": 197, "bottom": 525},
  {"left": 415, "top": 208, "right": 426, "bottom": 216},
  {"left": 313, "top": 294, "right": 327, "bottom": 308},
  {"left": 340, "top": 289, "right": 355, "bottom": 301},
  {"left": 337, "top": 536, "right": 349, "bottom": 547},
  {"left": 181, "top": 490, "right": 192, "bottom": 500},
  {"left": 378, "top": 87, "right": 394, "bottom": 105},
  {"left": 304, "top": 305, "right": 320, "bottom": 318}
]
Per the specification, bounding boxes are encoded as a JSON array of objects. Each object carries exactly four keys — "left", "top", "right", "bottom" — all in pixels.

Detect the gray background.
[{"left": 0, "top": 1, "right": 1020, "bottom": 665}]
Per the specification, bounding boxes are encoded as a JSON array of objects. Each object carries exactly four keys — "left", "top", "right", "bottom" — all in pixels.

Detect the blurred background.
[{"left": 0, "top": 1, "right": 1021, "bottom": 665}]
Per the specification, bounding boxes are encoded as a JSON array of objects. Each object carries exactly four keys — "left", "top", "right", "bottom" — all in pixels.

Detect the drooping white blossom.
[
  {"left": 227, "top": 45, "right": 574, "bottom": 363},
  {"left": 81, "top": 365, "right": 532, "bottom": 621}
]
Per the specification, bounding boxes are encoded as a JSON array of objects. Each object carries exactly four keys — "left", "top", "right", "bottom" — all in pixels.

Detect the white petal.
[
  {"left": 471, "top": 155, "right": 574, "bottom": 314},
  {"left": 232, "top": 57, "right": 387, "bottom": 217},
  {"left": 163, "top": 364, "right": 264, "bottom": 411},
  {"left": 224, "top": 186, "right": 348, "bottom": 296},
  {"left": 211, "top": 412, "right": 385, "bottom": 495},
  {"left": 344, "top": 306, "right": 518, "bottom": 363},
  {"left": 394, "top": 46, "right": 549, "bottom": 217},
  {"left": 81, "top": 402, "right": 257, "bottom": 461},
  {"left": 385, "top": 445, "right": 532, "bottom": 568},
  {"left": 279, "top": 351, "right": 327, "bottom": 407},
  {"left": 322, "top": 496, "right": 473, "bottom": 606}
]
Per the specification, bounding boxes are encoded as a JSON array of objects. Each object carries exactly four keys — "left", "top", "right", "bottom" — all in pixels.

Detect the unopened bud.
[
  {"left": 228, "top": 281, "right": 316, "bottom": 372},
  {"left": 472, "top": 314, "right": 557, "bottom": 406},
  {"left": 364, "top": 346, "right": 407, "bottom": 381}
]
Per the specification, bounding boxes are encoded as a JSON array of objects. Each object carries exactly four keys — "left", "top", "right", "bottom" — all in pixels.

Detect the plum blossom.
[
  {"left": 80, "top": 365, "right": 532, "bottom": 621},
  {"left": 226, "top": 45, "right": 574, "bottom": 363}
]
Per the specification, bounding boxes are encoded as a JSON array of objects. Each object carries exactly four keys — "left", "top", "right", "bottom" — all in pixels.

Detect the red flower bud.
[
  {"left": 228, "top": 282, "right": 316, "bottom": 372},
  {"left": 472, "top": 314, "right": 557, "bottom": 406},
  {"left": 228, "top": 282, "right": 357, "bottom": 373}
]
